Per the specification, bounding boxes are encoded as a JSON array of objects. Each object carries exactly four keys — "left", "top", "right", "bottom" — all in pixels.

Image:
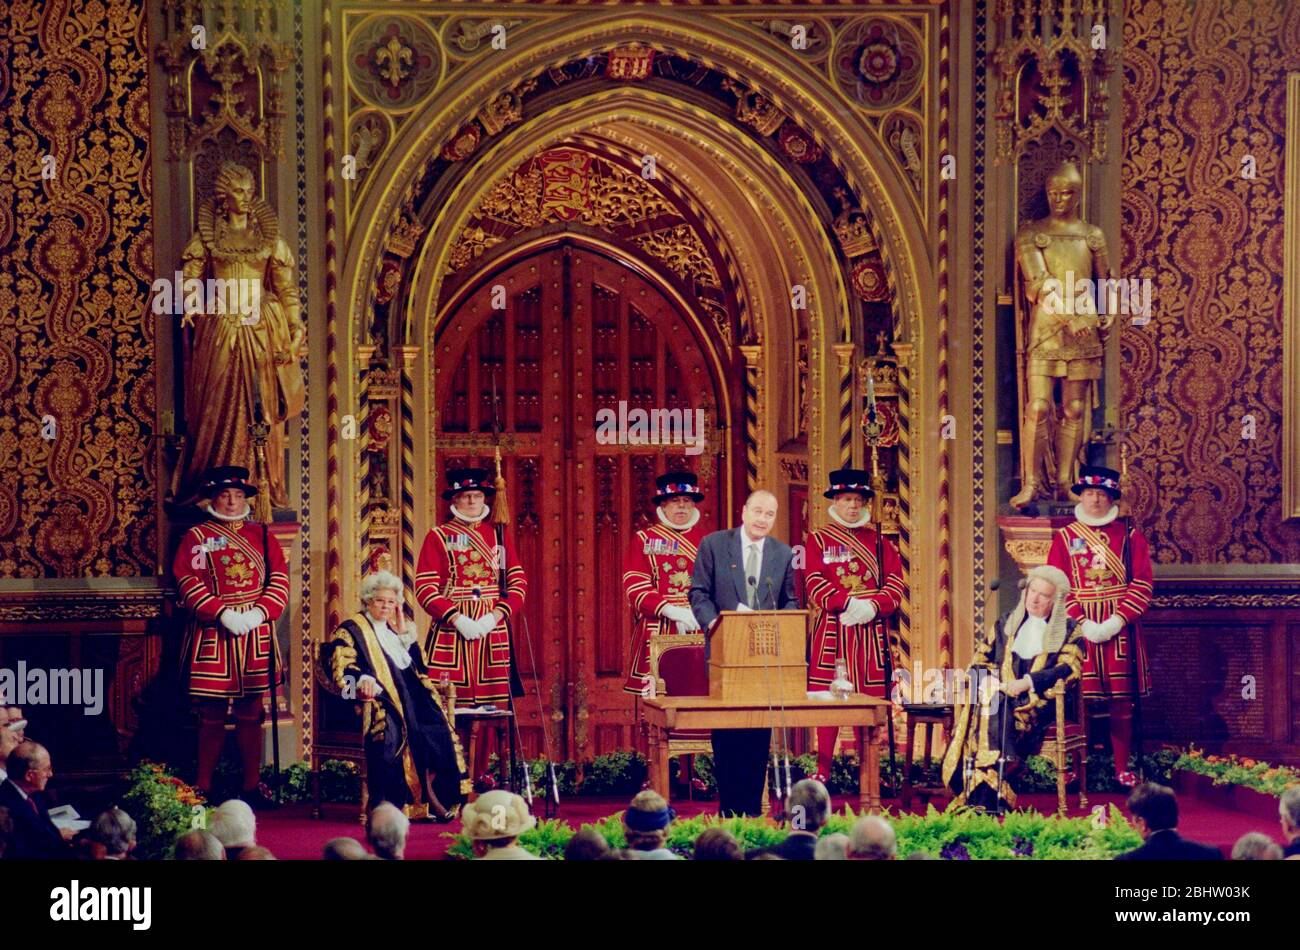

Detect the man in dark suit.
[
  {"left": 689, "top": 489, "right": 799, "bottom": 816},
  {"left": 1, "top": 741, "right": 73, "bottom": 860},
  {"left": 1114, "top": 782, "right": 1222, "bottom": 861}
]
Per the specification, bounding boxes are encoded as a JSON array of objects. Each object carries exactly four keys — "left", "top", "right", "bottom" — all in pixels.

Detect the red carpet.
[{"left": 254, "top": 792, "right": 1279, "bottom": 860}]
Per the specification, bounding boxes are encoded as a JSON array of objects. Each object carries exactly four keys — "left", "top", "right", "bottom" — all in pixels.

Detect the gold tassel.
[{"left": 492, "top": 445, "right": 511, "bottom": 526}]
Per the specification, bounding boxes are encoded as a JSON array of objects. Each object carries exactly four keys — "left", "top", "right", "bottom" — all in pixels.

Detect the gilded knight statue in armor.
[
  {"left": 181, "top": 163, "right": 306, "bottom": 508},
  {"left": 1009, "top": 161, "right": 1114, "bottom": 508}
]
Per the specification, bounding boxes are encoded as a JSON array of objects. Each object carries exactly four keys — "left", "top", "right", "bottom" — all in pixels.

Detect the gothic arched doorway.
[{"left": 432, "top": 237, "right": 736, "bottom": 762}]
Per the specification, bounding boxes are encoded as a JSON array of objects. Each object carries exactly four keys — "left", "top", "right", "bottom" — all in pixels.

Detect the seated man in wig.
[
  {"left": 940, "top": 564, "right": 1085, "bottom": 811},
  {"left": 320, "top": 571, "right": 470, "bottom": 820}
]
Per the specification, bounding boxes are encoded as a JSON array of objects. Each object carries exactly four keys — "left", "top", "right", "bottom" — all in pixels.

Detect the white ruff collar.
[
  {"left": 204, "top": 503, "right": 251, "bottom": 524},
  {"left": 827, "top": 505, "right": 872, "bottom": 530},
  {"left": 451, "top": 504, "right": 490, "bottom": 524},
  {"left": 656, "top": 506, "right": 700, "bottom": 532},
  {"left": 1074, "top": 503, "right": 1118, "bottom": 528}
]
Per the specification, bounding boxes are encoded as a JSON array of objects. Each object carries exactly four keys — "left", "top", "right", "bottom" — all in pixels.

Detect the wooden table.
[{"left": 640, "top": 694, "right": 890, "bottom": 813}]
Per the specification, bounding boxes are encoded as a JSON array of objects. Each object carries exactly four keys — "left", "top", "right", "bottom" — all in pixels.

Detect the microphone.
[
  {"left": 764, "top": 577, "right": 775, "bottom": 610},
  {"left": 988, "top": 577, "right": 1001, "bottom": 592}
]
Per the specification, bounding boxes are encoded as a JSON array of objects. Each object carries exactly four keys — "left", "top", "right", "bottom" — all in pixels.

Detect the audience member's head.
[
  {"left": 564, "top": 827, "right": 611, "bottom": 861},
  {"left": 847, "top": 815, "right": 896, "bottom": 860},
  {"left": 1279, "top": 786, "right": 1300, "bottom": 845},
  {"left": 235, "top": 845, "right": 276, "bottom": 860},
  {"left": 461, "top": 790, "right": 536, "bottom": 858},
  {"left": 693, "top": 827, "right": 743, "bottom": 861},
  {"left": 7, "top": 741, "right": 52, "bottom": 793},
  {"left": 3, "top": 707, "right": 25, "bottom": 743},
  {"left": 1125, "top": 782, "right": 1178, "bottom": 838},
  {"left": 1231, "top": 832, "right": 1281, "bottom": 861},
  {"left": 210, "top": 798, "right": 257, "bottom": 851},
  {"left": 323, "top": 837, "right": 369, "bottom": 861},
  {"left": 814, "top": 832, "right": 850, "bottom": 861},
  {"left": 0, "top": 806, "right": 12, "bottom": 860},
  {"left": 90, "top": 806, "right": 137, "bottom": 859},
  {"left": 0, "top": 712, "right": 20, "bottom": 765},
  {"left": 788, "top": 779, "right": 831, "bottom": 834},
  {"left": 367, "top": 802, "right": 410, "bottom": 860},
  {"left": 173, "top": 829, "right": 225, "bottom": 860},
  {"left": 623, "top": 789, "right": 675, "bottom": 853}
]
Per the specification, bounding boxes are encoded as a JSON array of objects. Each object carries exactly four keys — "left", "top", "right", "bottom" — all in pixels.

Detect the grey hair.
[
  {"left": 1231, "top": 832, "right": 1282, "bottom": 860},
  {"left": 210, "top": 798, "right": 256, "bottom": 848},
  {"left": 1280, "top": 786, "right": 1300, "bottom": 830},
  {"left": 360, "top": 571, "right": 404, "bottom": 607},
  {"left": 848, "top": 815, "right": 896, "bottom": 860},
  {"left": 91, "top": 806, "right": 137, "bottom": 855},
  {"left": 788, "top": 779, "right": 831, "bottom": 832},
  {"left": 367, "top": 802, "right": 409, "bottom": 860},
  {"left": 814, "top": 832, "right": 849, "bottom": 861}
]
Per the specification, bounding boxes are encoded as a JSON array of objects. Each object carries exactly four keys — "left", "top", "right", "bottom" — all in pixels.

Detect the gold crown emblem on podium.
[{"left": 747, "top": 617, "right": 779, "bottom": 656}]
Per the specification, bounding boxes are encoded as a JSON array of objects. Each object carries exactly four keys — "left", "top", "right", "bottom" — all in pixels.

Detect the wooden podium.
[{"left": 708, "top": 609, "right": 809, "bottom": 702}]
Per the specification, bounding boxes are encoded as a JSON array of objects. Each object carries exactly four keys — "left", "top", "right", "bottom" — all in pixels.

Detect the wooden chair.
[
  {"left": 646, "top": 633, "right": 711, "bottom": 796},
  {"left": 900, "top": 703, "right": 954, "bottom": 810},
  {"left": 1041, "top": 676, "right": 1088, "bottom": 815}
]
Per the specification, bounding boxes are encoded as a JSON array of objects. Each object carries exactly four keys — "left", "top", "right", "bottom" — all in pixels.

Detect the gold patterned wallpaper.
[
  {"left": 1121, "top": 0, "right": 1300, "bottom": 563},
  {"left": 0, "top": 0, "right": 156, "bottom": 577}
]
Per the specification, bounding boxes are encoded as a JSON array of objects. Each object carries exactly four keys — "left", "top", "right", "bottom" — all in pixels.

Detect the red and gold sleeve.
[
  {"left": 497, "top": 529, "right": 527, "bottom": 619},
  {"left": 803, "top": 532, "right": 850, "bottom": 614},
  {"left": 623, "top": 532, "right": 667, "bottom": 619},
  {"left": 255, "top": 529, "right": 291, "bottom": 621},
  {"left": 1115, "top": 527, "right": 1154, "bottom": 622},
  {"left": 415, "top": 531, "right": 459, "bottom": 625},
  {"left": 865, "top": 534, "right": 905, "bottom": 617},
  {"left": 172, "top": 528, "right": 226, "bottom": 623}
]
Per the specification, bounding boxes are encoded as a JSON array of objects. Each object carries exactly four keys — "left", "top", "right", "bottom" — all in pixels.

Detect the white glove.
[
  {"left": 219, "top": 609, "right": 245, "bottom": 635},
  {"left": 1100, "top": 614, "right": 1124, "bottom": 640},
  {"left": 453, "top": 614, "right": 483, "bottom": 640},
  {"left": 1080, "top": 620, "right": 1107, "bottom": 644},
  {"left": 244, "top": 607, "right": 266, "bottom": 629},
  {"left": 474, "top": 611, "right": 502, "bottom": 638},
  {"left": 852, "top": 598, "right": 878, "bottom": 624},
  {"left": 734, "top": 603, "right": 754, "bottom": 613},
  {"left": 661, "top": 604, "right": 699, "bottom": 631},
  {"left": 839, "top": 598, "right": 877, "bottom": 627}
]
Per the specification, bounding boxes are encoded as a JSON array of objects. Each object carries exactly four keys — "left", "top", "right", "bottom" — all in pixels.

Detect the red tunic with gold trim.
[
  {"left": 172, "top": 517, "right": 290, "bottom": 699},
  {"left": 620, "top": 519, "right": 707, "bottom": 694},
  {"left": 1046, "top": 515, "right": 1153, "bottom": 699},
  {"left": 804, "top": 521, "right": 905, "bottom": 696},
  {"left": 415, "top": 517, "right": 527, "bottom": 705}
]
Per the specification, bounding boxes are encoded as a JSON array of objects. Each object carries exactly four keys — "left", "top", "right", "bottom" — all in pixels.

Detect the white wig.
[
  {"left": 1024, "top": 564, "right": 1070, "bottom": 598},
  {"left": 359, "top": 570, "right": 404, "bottom": 606}
]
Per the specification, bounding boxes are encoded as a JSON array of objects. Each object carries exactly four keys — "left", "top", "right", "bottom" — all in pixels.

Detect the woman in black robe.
[{"left": 320, "top": 571, "right": 469, "bottom": 819}]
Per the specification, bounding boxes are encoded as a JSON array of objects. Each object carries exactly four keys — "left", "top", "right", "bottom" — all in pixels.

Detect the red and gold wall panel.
[
  {"left": 0, "top": 0, "right": 156, "bottom": 577},
  {"left": 1122, "top": 0, "right": 1300, "bottom": 563}
]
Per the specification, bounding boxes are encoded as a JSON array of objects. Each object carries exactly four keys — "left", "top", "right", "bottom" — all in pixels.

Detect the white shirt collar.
[
  {"left": 740, "top": 528, "right": 764, "bottom": 554},
  {"left": 1012, "top": 614, "right": 1048, "bottom": 660},
  {"left": 0, "top": 768, "right": 6, "bottom": 784},
  {"left": 451, "top": 503, "right": 490, "bottom": 525}
]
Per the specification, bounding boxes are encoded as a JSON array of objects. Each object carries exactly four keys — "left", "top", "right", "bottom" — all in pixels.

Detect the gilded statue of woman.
[
  {"left": 181, "top": 163, "right": 305, "bottom": 508},
  {"left": 1009, "top": 161, "right": 1113, "bottom": 508}
]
